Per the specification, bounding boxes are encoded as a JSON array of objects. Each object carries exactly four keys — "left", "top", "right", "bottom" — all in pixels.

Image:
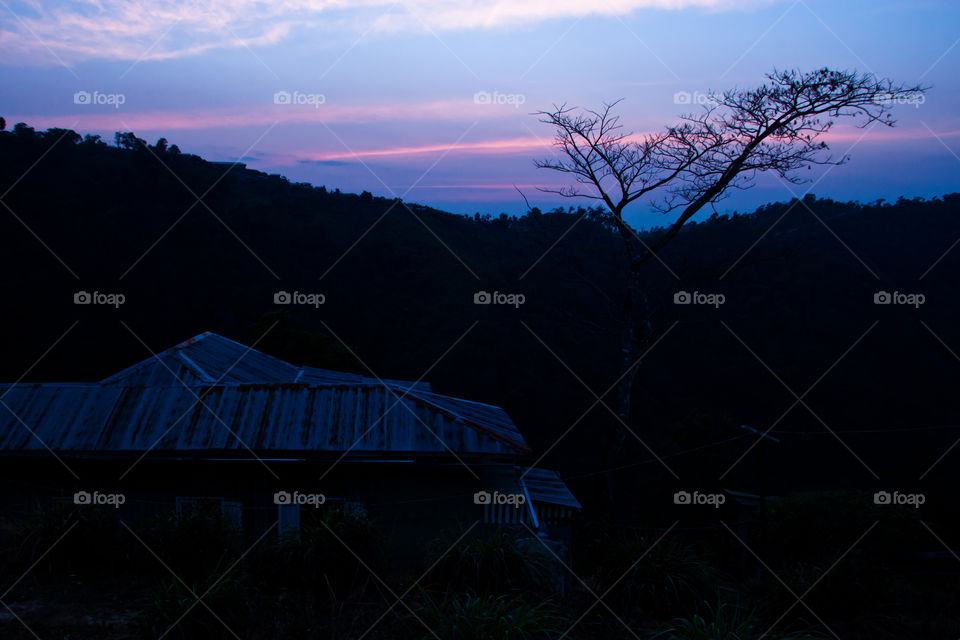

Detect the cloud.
[
  {"left": 296, "top": 136, "right": 546, "bottom": 162},
  {"left": 6, "top": 98, "right": 516, "bottom": 132},
  {"left": 300, "top": 159, "right": 351, "bottom": 166},
  {"left": 276, "top": 126, "right": 958, "bottom": 165},
  {"left": 0, "top": 0, "right": 780, "bottom": 65}
]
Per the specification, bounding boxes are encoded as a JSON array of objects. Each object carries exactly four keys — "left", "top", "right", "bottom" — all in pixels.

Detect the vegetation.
[
  {"left": 0, "top": 121, "right": 958, "bottom": 637},
  {"left": 2, "top": 498, "right": 956, "bottom": 637},
  {"left": 423, "top": 527, "right": 558, "bottom": 596}
]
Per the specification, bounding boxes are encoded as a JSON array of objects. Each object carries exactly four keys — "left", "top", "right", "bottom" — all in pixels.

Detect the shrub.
[
  {"left": 422, "top": 527, "right": 557, "bottom": 596},
  {"left": 405, "top": 593, "right": 560, "bottom": 640},
  {"left": 580, "top": 528, "right": 718, "bottom": 615},
  {"left": 139, "top": 507, "right": 242, "bottom": 583},
  {"left": 0, "top": 502, "right": 131, "bottom": 577},
  {"left": 248, "top": 509, "right": 384, "bottom": 596},
  {"left": 652, "top": 602, "right": 828, "bottom": 640},
  {"left": 762, "top": 491, "right": 922, "bottom": 563},
  {"left": 134, "top": 574, "right": 248, "bottom": 639}
]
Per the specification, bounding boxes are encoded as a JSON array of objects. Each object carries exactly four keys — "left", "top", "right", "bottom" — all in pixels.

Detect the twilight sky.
[{"left": 1, "top": 0, "right": 958, "bottom": 224}]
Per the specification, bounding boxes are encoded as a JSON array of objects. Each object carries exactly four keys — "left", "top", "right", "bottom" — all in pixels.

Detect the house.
[{"left": 0, "top": 332, "right": 580, "bottom": 560}]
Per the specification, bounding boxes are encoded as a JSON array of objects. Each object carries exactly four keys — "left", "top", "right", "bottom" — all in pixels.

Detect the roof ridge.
[
  {"left": 176, "top": 351, "right": 215, "bottom": 383},
  {"left": 399, "top": 387, "right": 529, "bottom": 453},
  {"left": 409, "top": 388, "right": 504, "bottom": 410},
  {"left": 172, "top": 331, "right": 212, "bottom": 349},
  {"left": 99, "top": 345, "right": 178, "bottom": 384}
]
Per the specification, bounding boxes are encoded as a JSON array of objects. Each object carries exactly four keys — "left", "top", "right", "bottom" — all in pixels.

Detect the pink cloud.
[{"left": 296, "top": 136, "right": 546, "bottom": 162}]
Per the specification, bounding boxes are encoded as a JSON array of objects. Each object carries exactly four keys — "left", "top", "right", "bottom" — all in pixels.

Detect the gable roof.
[
  {"left": 0, "top": 332, "right": 529, "bottom": 458},
  {"left": 101, "top": 332, "right": 431, "bottom": 391}
]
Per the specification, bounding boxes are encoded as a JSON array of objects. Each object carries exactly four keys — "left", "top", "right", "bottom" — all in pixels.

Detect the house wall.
[{"left": 0, "top": 457, "right": 522, "bottom": 568}]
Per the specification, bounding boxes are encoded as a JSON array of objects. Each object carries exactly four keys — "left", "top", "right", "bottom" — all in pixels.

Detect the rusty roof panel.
[
  {"left": 0, "top": 383, "right": 526, "bottom": 456},
  {"left": 0, "top": 384, "right": 122, "bottom": 450},
  {"left": 402, "top": 390, "right": 525, "bottom": 450}
]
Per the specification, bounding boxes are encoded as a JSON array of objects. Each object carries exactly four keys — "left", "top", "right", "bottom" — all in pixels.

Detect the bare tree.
[{"left": 535, "top": 68, "right": 925, "bottom": 505}]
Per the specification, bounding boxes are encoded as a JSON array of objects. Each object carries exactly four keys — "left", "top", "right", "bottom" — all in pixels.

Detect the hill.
[{"left": 1, "top": 122, "right": 959, "bottom": 512}]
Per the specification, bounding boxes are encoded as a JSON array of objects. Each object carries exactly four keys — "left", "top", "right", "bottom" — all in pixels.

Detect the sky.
[{"left": 1, "top": 0, "right": 958, "bottom": 225}]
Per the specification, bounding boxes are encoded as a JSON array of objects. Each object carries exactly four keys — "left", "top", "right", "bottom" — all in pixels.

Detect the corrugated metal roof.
[
  {"left": 519, "top": 467, "right": 582, "bottom": 509},
  {"left": 0, "top": 382, "right": 527, "bottom": 456},
  {"left": 402, "top": 389, "right": 526, "bottom": 451},
  {"left": 101, "top": 332, "right": 297, "bottom": 385},
  {"left": 101, "top": 332, "right": 431, "bottom": 392},
  {"left": 0, "top": 332, "right": 531, "bottom": 458}
]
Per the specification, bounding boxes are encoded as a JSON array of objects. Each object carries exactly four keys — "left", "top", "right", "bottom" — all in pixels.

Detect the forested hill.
[{"left": 2, "top": 123, "right": 959, "bottom": 508}]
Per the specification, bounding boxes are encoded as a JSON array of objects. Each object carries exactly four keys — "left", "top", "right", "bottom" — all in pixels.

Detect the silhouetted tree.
[
  {"left": 0, "top": 117, "right": 5, "bottom": 131},
  {"left": 537, "top": 67, "right": 925, "bottom": 507},
  {"left": 114, "top": 131, "right": 146, "bottom": 150},
  {"left": 44, "top": 128, "right": 81, "bottom": 145},
  {"left": 12, "top": 122, "right": 35, "bottom": 139},
  {"left": 154, "top": 137, "right": 168, "bottom": 153}
]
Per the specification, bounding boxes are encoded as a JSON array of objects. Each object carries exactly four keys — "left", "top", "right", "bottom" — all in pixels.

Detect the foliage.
[
  {"left": 248, "top": 509, "right": 384, "bottom": 595},
  {"left": 134, "top": 574, "right": 248, "bottom": 639},
  {"left": 652, "top": 602, "right": 829, "bottom": 640},
  {"left": 405, "top": 593, "right": 560, "bottom": 640},
  {"left": 139, "top": 506, "right": 242, "bottom": 583},
  {"left": 423, "top": 526, "right": 558, "bottom": 596},
  {"left": 0, "top": 502, "right": 131, "bottom": 576},
  {"left": 579, "top": 527, "right": 718, "bottom": 615}
]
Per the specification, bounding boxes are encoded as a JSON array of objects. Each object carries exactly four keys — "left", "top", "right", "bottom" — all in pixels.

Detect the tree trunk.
[{"left": 603, "top": 250, "right": 649, "bottom": 514}]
